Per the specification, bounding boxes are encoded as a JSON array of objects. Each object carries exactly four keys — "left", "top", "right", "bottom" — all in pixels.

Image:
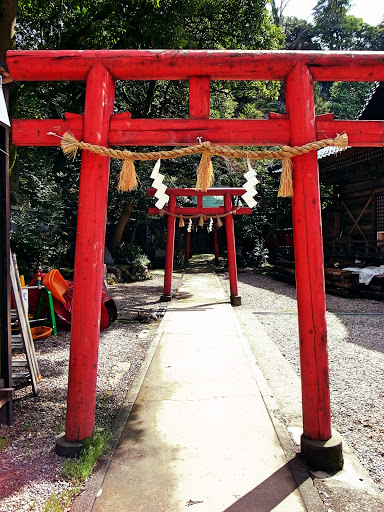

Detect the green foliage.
[
  {"left": 61, "top": 430, "right": 109, "bottom": 484},
  {"left": 111, "top": 242, "right": 151, "bottom": 281},
  {"left": 328, "top": 82, "right": 375, "bottom": 119},
  {"left": 0, "top": 435, "right": 9, "bottom": 451},
  {"left": 42, "top": 491, "right": 73, "bottom": 512},
  {"left": 10, "top": 203, "right": 69, "bottom": 276}
]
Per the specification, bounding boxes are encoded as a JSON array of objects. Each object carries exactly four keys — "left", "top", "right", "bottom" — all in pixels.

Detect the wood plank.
[
  {"left": 12, "top": 116, "right": 384, "bottom": 148},
  {"left": 316, "top": 120, "right": 384, "bottom": 147},
  {"left": 10, "top": 253, "right": 40, "bottom": 395},
  {"left": 148, "top": 206, "right": 252, "bottom": 216},
  {"left": 11, "top": 118, "right": 83, "bottom": 146},
  {"left": 189, "top": 77, "right": 210, "bottom": 119},
  {"left": 7, "top": 50, "right": 384, "bottom": 82},
  {"left": 147, "top": 187, "right": 246, "bottom": 197}
]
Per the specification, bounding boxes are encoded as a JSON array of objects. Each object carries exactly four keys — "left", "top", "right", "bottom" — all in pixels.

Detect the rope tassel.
[
  {"left": 60, "top": 131, "right": 80, "bottom": 160},
  {"left": 118, "top": 159, "right": 138, "bottom": 192},
  {"left": 179, "top": 217, "right": 185, "bottom": 228},
  {"left": 196, "top": 142, "right": 214, "bottom": 192},
  {"left": 278, "top": 157, "right": 294, "bottom": 198}
]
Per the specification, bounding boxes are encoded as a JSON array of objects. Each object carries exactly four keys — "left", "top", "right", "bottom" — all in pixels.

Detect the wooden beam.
[
  {"left": 148, "top": 206, "right": 252, "bottom": 216},
  {"left": 189, "top": 76, "right": 210, "bottom": 119},
  {"left": 147, "top": 187, "right": 247, "bottom": 197},
  {"left": 11, "top": 117, "right": 384, "bottom": 148},
  {"left": 7, "top": 50, "right": 384, "bottom": 82}
]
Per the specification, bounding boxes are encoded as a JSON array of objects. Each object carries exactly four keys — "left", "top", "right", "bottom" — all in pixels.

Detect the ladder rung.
[
  {"left": 12, "top": 359, "right": 28, "bottom": 367},
  {"left": 12, "top": 371, "right": 30, "bottom": 380}
]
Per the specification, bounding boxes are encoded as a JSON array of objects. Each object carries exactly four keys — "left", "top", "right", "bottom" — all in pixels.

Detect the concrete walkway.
[{"left": 93, "top": 256, "right": 306, "bottom": 512}]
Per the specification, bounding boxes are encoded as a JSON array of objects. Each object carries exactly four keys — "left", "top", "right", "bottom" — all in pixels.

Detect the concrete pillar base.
[
  {"left": 231, "top": 295, "right": 242, "bottom": 306},
  {"left": 301, "top": 432, "right": 343, "bottom": 473},
  {"left": 55, "top": 432, "right": 84, "bottom": 458},
  {"left": 160, "top": 294, "right": 172, "bottom": 302}
]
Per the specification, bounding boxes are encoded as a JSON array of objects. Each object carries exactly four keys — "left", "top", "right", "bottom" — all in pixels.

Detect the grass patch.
[
  {"left": 42, "top": 429, "right": 109, "bottom": 512},
  {"left": 0, "top": 435, "right": 9, "bottom": 450},
  {"left": 42, "top": 486, "right": 82, "bottom": 512},
  {"left": 61, "top": 429, "right": 109, "bottom": 484}
]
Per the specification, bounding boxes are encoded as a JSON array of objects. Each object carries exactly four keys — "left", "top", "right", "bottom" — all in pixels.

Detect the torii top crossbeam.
[
  {"left": 6, "top": 49, "right": 384, "bottom": 468},
  {"left": 8, "top": 50, "right": 384, "bottom": 148}
]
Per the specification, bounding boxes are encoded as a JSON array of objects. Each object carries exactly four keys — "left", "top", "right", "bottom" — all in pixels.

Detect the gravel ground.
[
  {"left": 218, "top": 269, "right": 384, "bottom": 494},
  {"left": 1, "top": 266, "right": 383, "bottom": 510},
  {"left": 0, "top": 270, "right": 182, "bottom": 512}
]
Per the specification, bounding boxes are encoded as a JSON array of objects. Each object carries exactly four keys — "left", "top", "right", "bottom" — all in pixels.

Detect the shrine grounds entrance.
[{"left": 6, "top": 49, "right": 384, "bottom": 468}]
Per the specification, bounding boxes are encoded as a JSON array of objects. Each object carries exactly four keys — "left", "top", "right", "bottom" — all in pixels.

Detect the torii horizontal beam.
[
  {"left": 7, "top": 49, "right": 384, "bottom": 82},
  {"left": 11, "top": 117, "right": 384, "bottom": 147}
]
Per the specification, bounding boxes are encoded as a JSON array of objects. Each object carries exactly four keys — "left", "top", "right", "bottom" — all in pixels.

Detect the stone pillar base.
[
  {"left": 230, "top": 295, "right": 242, "bottom": 306},
  {"left": 160, "top": 294, "right": 172, "bottom": 302},
  {"left": 301, "top": 432, "right": 343, "bottom": 473},
  {"left": 55, "top": 432, "right": 84, "bottom": 458}
]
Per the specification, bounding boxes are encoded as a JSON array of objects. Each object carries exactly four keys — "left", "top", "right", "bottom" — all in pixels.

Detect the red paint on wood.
[
  {"left": 189, "top": 76, "right": 210, "bottom": 119},
  {"left": 148, "top": 207, "right": 252, "bottom": 216},
  {"left": 224, "top": 193, "right": 238, "bottom": 298},
  {"left": 65, "top": 63, "right": 115, "bottom": 442},
  {"left": 7, "top": 49, "right": 384, "bottom": 82},
  {"left": 147, "top": 188, "right": 247, "bottom": 197},
  {"left": 12, "top": 116, "right": 384, "bottom": 148},
  {"left": 110, "top": 118, "right": 291, "bottom": 146},
  {"left": 285, "top": 62, "right": 331, "bottom": 441},
  {"left": 11, "top": 118, "right": 83, "bottom": 146},
  {"left": 163, "top": 195, "right": 177, "bottom": 297},
  {"left": 316, "top": 120, "right": 384, "bottom": 147}
]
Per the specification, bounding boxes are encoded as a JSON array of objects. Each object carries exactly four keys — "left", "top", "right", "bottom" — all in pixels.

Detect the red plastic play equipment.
[{"left": 6, "top": 50, "right": 384, "bottom": 463}]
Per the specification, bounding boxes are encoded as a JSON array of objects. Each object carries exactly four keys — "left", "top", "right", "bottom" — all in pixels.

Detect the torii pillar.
[
  {"left": 56, "top": 63, "right": 115, "bottom": 455},
  {"left": 286, "top": 63, "right": 342, "bottom": 469}
]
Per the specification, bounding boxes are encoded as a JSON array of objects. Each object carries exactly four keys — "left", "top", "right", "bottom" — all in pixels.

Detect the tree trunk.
[
  {"left": 110, "top": 202, "right": 133, "bottom": 250},
  {"left": 0, "top": 0, "right": 18, "bottom": 63}
]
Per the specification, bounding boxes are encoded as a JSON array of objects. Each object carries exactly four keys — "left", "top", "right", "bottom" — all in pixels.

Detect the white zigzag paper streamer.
[
  {"left": 242, "top": 160, "right": 259, "bottom": 208},
  {"left": 150, "top": 159, "right": 169, "bottom": 210}
]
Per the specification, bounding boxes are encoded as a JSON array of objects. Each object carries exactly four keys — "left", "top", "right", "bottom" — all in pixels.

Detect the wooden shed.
[{"left": 319, "top": 83, "right": 384, "bottom": 266}]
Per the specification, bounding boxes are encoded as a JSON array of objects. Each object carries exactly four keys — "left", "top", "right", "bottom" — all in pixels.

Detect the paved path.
[{"left": 93, "top": 257, "right": 306, "bottom": 511}]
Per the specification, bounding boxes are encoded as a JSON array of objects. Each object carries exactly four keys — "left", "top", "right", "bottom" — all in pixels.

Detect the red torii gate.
[
  {"left": 147, "top": 187, "right": 252, "bottom": 305},
  {"left": 6, "top": 50, "right": 384, "bottom": 468}
]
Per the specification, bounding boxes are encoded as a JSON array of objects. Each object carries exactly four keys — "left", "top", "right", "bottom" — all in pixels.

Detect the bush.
[
  {"left": 10, "top": 205, "right": 69, "bottom": 277},
  {"left": 111, "top": 242, "right": 151, "bottom": 281}
]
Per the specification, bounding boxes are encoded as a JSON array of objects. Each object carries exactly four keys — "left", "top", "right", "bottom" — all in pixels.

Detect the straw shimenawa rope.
[{"left": 59, "top": 131, "right": 349, "bottom": 196}]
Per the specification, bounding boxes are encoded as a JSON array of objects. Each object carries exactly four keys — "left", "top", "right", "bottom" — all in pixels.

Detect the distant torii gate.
[
  {"left": 6, "top": 49, "right": 384, "bottom": 468},
  {"left": 147, "top": 187, "right": 252, "bottom": 305}
]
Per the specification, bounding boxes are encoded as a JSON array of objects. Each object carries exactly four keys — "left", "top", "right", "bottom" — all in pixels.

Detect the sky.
[{"left": 282, "top": 0, "right": 384, "bottom": 26}]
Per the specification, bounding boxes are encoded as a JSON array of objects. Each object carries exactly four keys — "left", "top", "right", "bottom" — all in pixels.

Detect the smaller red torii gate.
[{"left": 147, "top": 187, "right": 252, "bottom": 305}]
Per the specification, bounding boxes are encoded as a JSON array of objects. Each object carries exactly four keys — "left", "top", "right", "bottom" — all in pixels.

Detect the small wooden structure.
[
  {"left": 320, "top": 84, "right": 384, "bottom": 265},
  {"left": 147, "top": 187, "right": 252, "bottom": 304},
  {"left": 6, "top": 50, "right": 384, "bottom": 467}
]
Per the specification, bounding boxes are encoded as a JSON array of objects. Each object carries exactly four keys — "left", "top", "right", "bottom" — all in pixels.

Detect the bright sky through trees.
[{"left": 283, "top": 0, "right": 384, "bottom": 26}]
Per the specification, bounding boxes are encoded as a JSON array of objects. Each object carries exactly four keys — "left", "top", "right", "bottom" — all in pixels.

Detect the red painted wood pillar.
[
  {"left": 213, "top": 226, "right": 219, "bottom": 264},
  {"left": 65, "top": 63, "right": 115, "bottom": 442},
  {"left": 285, "top": 62, "right": 331, "bottom": 441},
  {"left": 161, "top": 194, "right": 177, "bottom": 301},
  {"left": 224, "top": 193, "right": 241, "bottom": 306},
  {"left": 186, "top": 230, "right": 191, "bottom": 261}
]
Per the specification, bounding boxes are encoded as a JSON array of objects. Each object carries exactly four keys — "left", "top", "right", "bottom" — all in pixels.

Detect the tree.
[
  {"left": 328, "top": 82, "right": 375, "bottom": 119},
  {"left": 8, "top": 0, "right": 284, "bottom": 270},
  {"left": 0, "top": 0, "right": 18, "bottom": 63}
]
